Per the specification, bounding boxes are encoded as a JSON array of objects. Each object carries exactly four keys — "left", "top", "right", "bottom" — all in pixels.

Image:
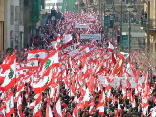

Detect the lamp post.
[
  {"left": 126, "top": 1, "right": 137, "bottom": 52},
  {"left": 120, "top": 0, "right": 123, "bottom": 51},
  {"left": 127, "top": 3, "right": 134, "bottom": 52},
  {"left": 146, "top": 0, "right": 150, "bottom": 59}
]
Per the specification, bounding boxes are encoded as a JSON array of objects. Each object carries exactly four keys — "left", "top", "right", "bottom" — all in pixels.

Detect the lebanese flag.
[
  {"left": 143, "top": 74, "right": 150, "bottom": 97},
  {"left": 118, "top": 52, "right": 129, "bottom": 60},
  {"left": 17, "top": 109, "right": 25, "bottom": 117},
  {"left": 33, "top": 101, "right": 42, "bottom": 117},
  {"left": 26, "top": 60, "right": 39, "bottom": 68},
  {"left": 105, "top": 85, "right": 113, "bottom": 100},
  {"left": 42, "top": 50, "right": 59, "bottom": 72},
  {"left": 28, "top": 101, "right": 35, "bottom": 109},
  {"left": 112, "top": 59, "right": 123, "bottom": 75},
  {"left": 67, "top": 112, "right": 72, "bottom": 117},
  {"left": 33, "top": 66, "right": 53, "bottom": 94},
  {"left": 126, "top": 77, "right": 131, "bottom": 88},
  {"left": 27, "top": 49, "right": 47, "bottom": 60},
  {"left": 53, "top": 99, "right": 62, "bottom": 117},
  {"left": 151, "top": 107, "right": 156, "bottom": 117},
  {"left": 118, "top": 102, "right": 122, "bottom": 113},
  {"left": 0, "top": 104, "right": 6, "bottom": 117},
  {"left": 46, "top": 101, "right": 53, "bottom": 117},
  {"left": 1, "top": 53, "right": 16, "bottom": 91},
  {"left": 126, "top": 62, "right": 135, "bottom": 77},
  {"left": 6, "top": 93, "right": 14, "bottom": 116},
  {"left": 51, "top": 34, "right": 63, "bottom": 50},
  {"left": 96, "top": 103, "right": 105, "bottom": 114},
  {"left": 122, "top": 85, "right": 127, "bottom": 99},
  {"left": 141, "top": 97, "right": 149, "bottom": 115},
  {"left": 112, "top": 53, "right": 116, "bottom": 64},
  {"left": 17, "top": 96, "right": 22, "bottom": 109},
  {"left": 62, "top": 34, "right": 73, "bottom": 46},
  {"left": 98, "top": 91, "right": 106, "bottom": 106},
  {"left": 108, "top": 42, "right": 114, "bottom": 52}
]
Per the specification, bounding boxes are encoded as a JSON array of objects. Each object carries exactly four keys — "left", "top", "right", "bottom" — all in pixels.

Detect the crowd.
[{"left": 0, "top": 11, "right": 156, "bottom": 117}]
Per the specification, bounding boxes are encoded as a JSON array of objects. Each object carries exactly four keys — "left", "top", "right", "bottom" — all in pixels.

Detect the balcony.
[
  {"left": 141, "top": 0, "right": 147, "bottom": 3},
  {"left": 140, "top": 19, "right": 156, "bottom": 35}
]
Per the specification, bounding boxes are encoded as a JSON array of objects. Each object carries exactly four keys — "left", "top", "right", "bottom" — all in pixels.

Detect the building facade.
[
  {"left": 0, "top": 0, "right": 4, "bottom": 51},
  {"left": 4, "top": 0, "right": 24, "bottom": 50},
  {"left": 141, "top": 0, "right": 156, "bottom": 65}
]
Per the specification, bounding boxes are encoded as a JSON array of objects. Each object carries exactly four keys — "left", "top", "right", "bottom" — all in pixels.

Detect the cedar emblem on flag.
[
  {"left": 8, "top": 68, "right": 14, "bottom": 79},
  {"left": 45, "top": 59, "right": 52, "bottom": 69},
  {"left": 35, "top": 54, "right": 40, "bottom": 58}
]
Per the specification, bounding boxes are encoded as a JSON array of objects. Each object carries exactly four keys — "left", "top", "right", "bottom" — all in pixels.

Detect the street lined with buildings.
[{"left": 0, "top": 0, "right": 156, "bottom": 117}]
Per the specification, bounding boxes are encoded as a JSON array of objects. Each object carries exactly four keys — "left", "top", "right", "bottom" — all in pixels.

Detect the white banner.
[
  {"left": 98, "top": 76, "right": 145, "bottom": 88},
  {"left": 75, "top": 23, "right": 90, "bottom": 29},
  {"left": 80, "top": 34, "right": 101, "bottom": 40}
]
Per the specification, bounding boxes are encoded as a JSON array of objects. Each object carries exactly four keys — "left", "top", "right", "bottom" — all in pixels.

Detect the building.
[
  {"left": 0, "top": 0, "right": 4, "bottom": 51},
  {"left": 141, "top": 0, "right": 156, "bottom": 65},
  {"left": 62, "top": 0, "right": 77, "bottom": 13},
  {"left": 4, "top": 0, "right": 24, "bottom": 50}
]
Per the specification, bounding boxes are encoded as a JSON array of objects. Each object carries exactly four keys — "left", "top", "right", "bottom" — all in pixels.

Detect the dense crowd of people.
[{"left": 0, "top": 11, "right": 156, "bottom": 117}]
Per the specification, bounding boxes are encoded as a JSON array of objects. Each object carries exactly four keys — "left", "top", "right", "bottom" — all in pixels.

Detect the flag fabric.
[
  {"left": 6, "top": 93, "right": 14, "bottom": 116},
  {"left": 17, "top": 96, "right": 22, "bottom": 109},
  {"left": 108, "top": 42, "right": 114, "bottom": 52},
  {"left": 151, "top": 107, "right": 156, "bottom": 117},
  {"left": 46, "top": 101, "right": 53, "bottom": 117},
  {"left": 111, "top": 53, "right": 116, "bottom": 64},
  {"left": 97, "top": 102, "right": 105, "bottom": 114},
  {"left": 27, "top": 49, "right": 47, "bottom": 60},
  {"left": 1, "top": 52, "right": 16, "bottom": 91},
  {"left": 126, "top": 62, "right": 135, "bottom": 77},
  {"left": 53, "top": 99, "right": 62, "bottom": 117},
  {"left": 42, "top": 50, "right": 59, "bottom": 72},
  {"left": 62, "top": 34, "right": 73, "bottom": 45},
  {"left": 33, "top": 101, "right": 42, "bottom": 117},
  {"left": 112, "top": 59, "right": 123, "bottom": 75},
  {"left": 118, "top": 52, "right": 129, "bottom": 60}
]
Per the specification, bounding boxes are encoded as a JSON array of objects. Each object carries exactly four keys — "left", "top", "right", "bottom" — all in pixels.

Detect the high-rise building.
[{"left": 0, "top": 0, "right": 4, "bottom": 51}]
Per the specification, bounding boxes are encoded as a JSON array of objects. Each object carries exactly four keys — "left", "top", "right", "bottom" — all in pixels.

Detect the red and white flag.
[
  {"left": 42, "top": 50, "right": 59, "bottom": 72},
  {"left": 62, "top": 34, "right": 73, "bottom": 45},
  {"left": 6, "top": 92, "right": 14, "bottom": 116},
  {"left": 53, "top": 99, "right": 62, "bottom": 117},
  {"left": 151, "top": 107, "right": 156, "bottom": 117},
  {"left": 1, "top": 52, "right": 16, "bottom": 91},
  {"left": 108, "top": 42, "right": 114, "bottom": 52},
  {"left": 27, "top": 49, "right": 47, "bottom": 60},
  {"left": 33, "top": 101, "right": 42, "bottom": 117},
  {"left": 46, "top": 101, "right": 53, "bottom": 117},
  {"left": 118, "top": 52, "right": 130, "bottom": 60}
]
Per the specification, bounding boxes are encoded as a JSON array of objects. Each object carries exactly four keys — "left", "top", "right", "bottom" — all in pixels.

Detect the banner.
[
  {"left": 98, "top": 76, "right": 145, "bottom": 88},
  {"left": 80, "top": 34, "right": 101, "bottom": 40},
  {"left": 75, "top": 23, "right": 90, "bottom": 29}
]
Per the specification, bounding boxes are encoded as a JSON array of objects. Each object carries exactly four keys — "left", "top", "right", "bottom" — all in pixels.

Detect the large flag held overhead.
[
  {"left": 118, "top": 52, "right": 130, "bottom": 60},
  {"left": 62, "top": 34, "right": 73, "bottom": 45},
  {"left": 1, "top": 52, "right": 16, "bottom": 91},
  {"left": 46, "top": 101, "right": 53, "bottom": 117},
  {"left": 27, "top": 49, "right": 47, "bottom": 60},
  {"left": 6, "top": 92, "right": 14, "bottom": 116},
  {"left": 42, "top": 50, "right": 59, "bottom": 72},
  {"left": 108, "top": 42, "right": 114, "bottom": 52},
  {"left": 53, "top": 99, "right": 62, "bottom": 117}
]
